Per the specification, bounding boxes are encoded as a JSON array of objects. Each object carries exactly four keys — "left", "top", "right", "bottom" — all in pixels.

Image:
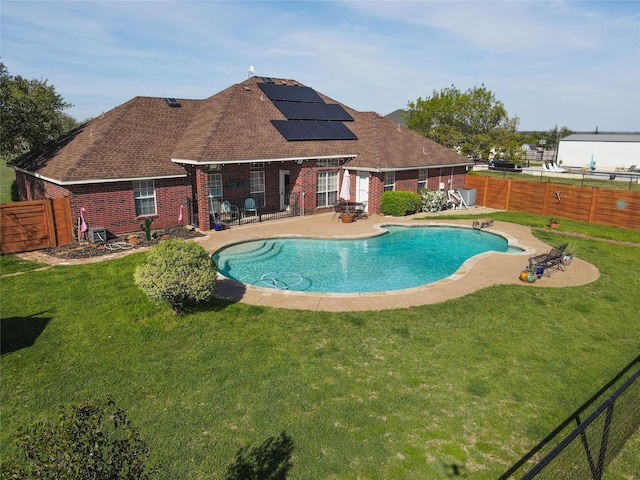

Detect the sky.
[{"left": 2, "top": 0, "right": 639, "bottom": 132}]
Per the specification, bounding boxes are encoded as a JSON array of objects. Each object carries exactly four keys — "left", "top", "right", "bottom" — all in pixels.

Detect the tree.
[
  {"left": 1, "top": 397, "right": 156, "bottom": 479},
  {"left": 404, "top": 84, "right": 521, "bottom": 161},
  {"left": 134, "top": 239, "right": 218, "bottom": 313},
  {"left": 0, "top": 62, "right": 75, "bottom": 156}
]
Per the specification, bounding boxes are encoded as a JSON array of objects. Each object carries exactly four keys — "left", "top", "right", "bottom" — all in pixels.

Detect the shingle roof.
[{"left": 12, "top": 77, "right": 470, "bottom": 183}]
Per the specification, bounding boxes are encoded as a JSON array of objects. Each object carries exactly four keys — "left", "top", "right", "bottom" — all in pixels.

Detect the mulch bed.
[{"left": 42, "top": 227, "right": 205, "bottom": 260}]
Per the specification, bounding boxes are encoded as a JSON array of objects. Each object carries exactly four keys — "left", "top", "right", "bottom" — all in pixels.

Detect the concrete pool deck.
[{"left": 194, "top": 209, "right": 600, "bottom": 311}]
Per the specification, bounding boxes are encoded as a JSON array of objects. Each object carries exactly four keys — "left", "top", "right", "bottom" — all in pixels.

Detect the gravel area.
[{"left": 42, "top": 227, "right": 205, "bottom": 260}]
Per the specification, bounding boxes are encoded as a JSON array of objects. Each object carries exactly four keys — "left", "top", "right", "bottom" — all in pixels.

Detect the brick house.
[{"left": 11, "top": 76, "right": 472, "bottom": 235}]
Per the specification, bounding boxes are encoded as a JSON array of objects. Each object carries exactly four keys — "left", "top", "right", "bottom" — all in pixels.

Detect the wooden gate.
[{"left": 0, "top": 198, "right": 74, "bottom": 254}]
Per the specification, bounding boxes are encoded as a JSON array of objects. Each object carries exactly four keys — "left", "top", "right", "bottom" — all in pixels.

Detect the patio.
[{"left": 196, "top": 209, "right": 600, "bottom": 312}]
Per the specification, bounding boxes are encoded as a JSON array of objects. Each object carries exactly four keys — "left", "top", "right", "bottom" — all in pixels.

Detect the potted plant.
[
  {"left": 340, "top": 213, "right": 355, "bottom": 223},
  {"left": 548, "top": 218, "right": 560, "bottom": 229}
]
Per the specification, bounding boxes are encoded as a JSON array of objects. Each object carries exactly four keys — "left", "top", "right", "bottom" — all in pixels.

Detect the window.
[
  {"left": 133, "top": 180, "right": 156, "bottom": 216},
  {"left": 418, "top": 168, "right": 428, "bottom": 192},
  {"left": 250, "top": 170, "right": 265, "bottom": 206},
  {"left": 208, "top": 173, "right": 223, "bottom": 201},
  {"left": 384, "top": 172, "right": 396, "bottom": 192},
  {"left": 250, "top": 162, "right": 264, "bottom": 168},
  {"left": 317, "top": 158, "right": 340, "bottom": 168},
  {"left": 316, "top": 170, "right": 338, "bottom": 207}
]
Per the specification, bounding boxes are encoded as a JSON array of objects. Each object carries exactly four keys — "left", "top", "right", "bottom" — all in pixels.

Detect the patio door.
[
  {"left": 279, "top": 169, "right": 291, "bottom": 211},
  {"left": 356, "top": 171, "right": 369, "bottom": 211}
]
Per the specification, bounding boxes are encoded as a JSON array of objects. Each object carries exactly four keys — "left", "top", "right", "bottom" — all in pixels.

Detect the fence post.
[
  {"left": 505, "top": 179, "right": 513, "bottom": 211},
  {"left": 542, "top": 181, "right": 552, "bottom": 217},
  {"left": 588, "top": 187, "right": 599, "bottom": 225},
  {"left": 482, "top": 176, "right": 490, "bottom": 206}
]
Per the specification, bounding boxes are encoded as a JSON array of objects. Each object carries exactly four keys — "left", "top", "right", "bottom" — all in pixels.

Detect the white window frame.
[
  {"left": 208, "top": 173, "right": 223, "bottom": 201},
  {"left": 418, "top": 168, "right": 428, "bottom": 192},
  {"left": 384, "top": 171, "right": 396, "bottom": 192},
  {"left": 250, "top": 170, "right": 265, "bottom": 207},
  {"left": 133, "top": 179, "right": 156, "bottom": 216},
  {"left": 316, "top": 170, "right": 338, "bottom": 207}
]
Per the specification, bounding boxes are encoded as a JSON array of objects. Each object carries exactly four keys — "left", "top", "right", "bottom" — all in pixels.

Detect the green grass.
[
  {"left": 1, "top": 161, "right": 16, "bottom": 204},
  {"left": 0, "top": 254, "right": 48, "bottom": 276},
  {"left": 1, "top": 215, "right": 639, "bottom": 479}
]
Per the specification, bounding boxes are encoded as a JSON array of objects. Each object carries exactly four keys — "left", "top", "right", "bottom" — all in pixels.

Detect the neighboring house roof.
[
  {"left": 12, "top": 77, "right": 470, "bottom": 184},
  {"left": 560, "top": 134, "right": 640, "bottom": 143}
]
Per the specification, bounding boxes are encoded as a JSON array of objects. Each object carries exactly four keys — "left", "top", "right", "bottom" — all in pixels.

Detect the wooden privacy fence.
[
  {"left": 465, "top": 176, "right": 640, "bottom": 230},
  {"left": 0, "top": 198, "right": 74, "bottom": 254}
]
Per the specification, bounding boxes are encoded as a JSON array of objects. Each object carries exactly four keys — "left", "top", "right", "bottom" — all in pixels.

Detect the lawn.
[
  {"left": 1, "top": 161, "right": 16, "bottom": 204},
  {"left": 1, "top": 215, "right": 639, "bottom": 479}
]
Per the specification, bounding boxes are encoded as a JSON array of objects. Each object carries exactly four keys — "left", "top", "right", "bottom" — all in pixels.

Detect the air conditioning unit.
[{"left": 88, "top": 227, "right": 106, "bottom": 243}]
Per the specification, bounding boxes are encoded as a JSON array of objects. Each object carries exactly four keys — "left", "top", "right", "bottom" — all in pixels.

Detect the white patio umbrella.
[{"left": 340, "top": 169, "right": 351, "bottom": 200}]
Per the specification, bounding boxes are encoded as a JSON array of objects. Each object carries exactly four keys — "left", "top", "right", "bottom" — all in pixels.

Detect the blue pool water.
[{"left": 212, "top": 226, "right": 510, "bottom": 293}]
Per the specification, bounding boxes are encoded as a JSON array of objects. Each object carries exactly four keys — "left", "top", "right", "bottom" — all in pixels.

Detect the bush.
[
  {"left": 225, "top": 432, "right": 294, "bottom": 480},
  {"left": 134, "top": 239, "right": 217, "bottom": 313},
  {"left": 1, "top": 397, "right": 155, "bottom": 480},
  {"left": 380, "top": 190, "right": 423, "bottom": 216},
  {"left": 420, "top": 189, "right": 447, "bottom": 212}
]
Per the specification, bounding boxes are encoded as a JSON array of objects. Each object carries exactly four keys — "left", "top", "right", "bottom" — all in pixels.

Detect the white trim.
[
  {"left": 171, "top": 154, "right": 357, "bottom": 166},
  {"left": 12, "top": 167, "right": 186, "bottom": 186},
  {"left": 347, "top": 162, "right": 472, "bottom": 173}
]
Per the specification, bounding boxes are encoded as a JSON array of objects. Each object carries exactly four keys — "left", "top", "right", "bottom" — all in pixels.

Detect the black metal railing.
[
  {"left": 516, "top": 365, "right": 640, "bottom": 480},
  {"left": 210, "top": 192, "right": 303, "bottom": 228}
]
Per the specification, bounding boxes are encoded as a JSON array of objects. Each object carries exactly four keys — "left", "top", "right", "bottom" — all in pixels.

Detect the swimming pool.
[{"left": 212, "top": 225, "right": 512, "bottom": 293}]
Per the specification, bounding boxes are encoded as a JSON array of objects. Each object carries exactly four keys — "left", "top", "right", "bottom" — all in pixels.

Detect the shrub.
[
  {"left": 380, "top": 190, "right": 423, "bottom": 216},
  {"left": 2, "top": 397, "right": 155, "bottom": 480},
  {"left": 225, "top": 432, "right": 294, "bottom": 480},
  {"left": 134, "top": 239, "right": 217, "bottom": 313},
  {"left": 420, "top": 189, "right": 447, "bottom": 212}
]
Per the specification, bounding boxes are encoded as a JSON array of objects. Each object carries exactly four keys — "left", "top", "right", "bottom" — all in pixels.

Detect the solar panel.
[
  {"left": 273, "top": 101, "right": 354, "bottom": 121},
  {"left": 258, "top": 83, "right": 323, "bottom": 103},
  {"left": 272, "top": 120, "right": 357, "bottom": 141}
]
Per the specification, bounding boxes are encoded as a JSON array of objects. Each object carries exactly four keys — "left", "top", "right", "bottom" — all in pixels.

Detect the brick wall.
[
  {"left": 68, "top": 178, "right": 191, "bottom": 235},
  {"left": 15, "top": 163, "right": 469, "bottom": 234}
]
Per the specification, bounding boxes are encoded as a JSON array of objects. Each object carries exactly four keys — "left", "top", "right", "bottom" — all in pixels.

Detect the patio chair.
[
  {"left": 332, "top": 202, "right": 348, "bottom": 220},
  {"left": 628, "top": 165, "right": 637, "bottom": 172},
  {"left": 244, "top": 197, "right": 257, "bottom": 216},
  {"left": 353, "top": 202, "right": 368, "bottom": 221},
  {"left": 222, "top": 201, "right": 240, "bottom": 222},
  {"left": 529, "top": 243, "right": 568, "bottom": 276}
]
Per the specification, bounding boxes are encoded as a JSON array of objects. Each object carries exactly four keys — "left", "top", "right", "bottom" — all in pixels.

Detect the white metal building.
[{"left": 556, "top": 134, "right": 640, "bottom": 171}]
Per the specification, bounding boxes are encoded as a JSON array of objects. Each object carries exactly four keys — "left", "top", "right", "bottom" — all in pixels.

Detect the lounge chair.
[
  {"left": 529, "top": 243, "right": 568, "bottom": 276},
  {"left": 628, "top": 165, "right": 637, "bottom": 172}
]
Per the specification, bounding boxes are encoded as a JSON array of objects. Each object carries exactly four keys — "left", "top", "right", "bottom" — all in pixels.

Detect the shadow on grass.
[
  {"left": 177, "top": 279, "right": 249, "bottom": 315},
  {"left": 1, "top": 311, "right": 52, "bottom": 355},
  {"left": 499, "top": 353, "right": 640, "bottom": 479}
]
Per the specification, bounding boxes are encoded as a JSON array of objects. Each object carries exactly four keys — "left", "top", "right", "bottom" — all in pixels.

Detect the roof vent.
[
  {"left": 165, "top": 98, "right": 181, "bottom": 107},
  {"left": 264, "top": 77, "right": 274, "bottom": 84}
]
